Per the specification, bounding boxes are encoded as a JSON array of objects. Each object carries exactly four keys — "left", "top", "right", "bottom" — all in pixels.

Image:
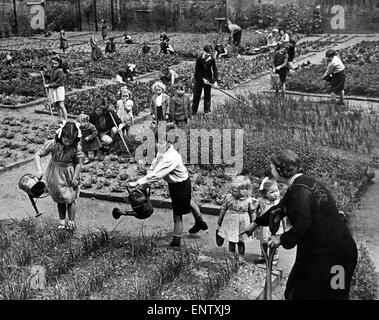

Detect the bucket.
[
  {"left": 127, "top": 187, "right": 154, "bottom": 220},
  {"left": 18, "top": 174, "right": 48, "bottom": 198}
]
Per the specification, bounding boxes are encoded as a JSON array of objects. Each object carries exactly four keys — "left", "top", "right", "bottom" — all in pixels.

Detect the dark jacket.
[
  {"left": 255, "top": 175, "right": 357, "bottom": 300},
  {"left": 273, "top": 51, "right": 289, "bottom": 69},
  {"left": 89, "top": 110, "right": 121, "bottom": 134},
  {"left": 170, "top": 94, "right": 191, "bottom": 120},
  {"left": 47, "top": 67, "right": 65, "bottom": 88},
  {"left": 80, "top": 123, "right": 102, "bottom": 152},
  {"left": 193, "top": 54, "right": 218, "bottom": 84},
  {"left": 105, "top": 41, "right": 116, "bottom": 54}
]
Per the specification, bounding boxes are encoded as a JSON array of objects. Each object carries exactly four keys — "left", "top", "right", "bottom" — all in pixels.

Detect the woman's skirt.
[
  {"left": 49, "top": 86, "right": 65, "bottom": 103},
  {"left": 168, "top": 178, "right": 191, "bottom": 216},
  {"left": 330, "top": 70, "right": 346, "bottom": 94}
]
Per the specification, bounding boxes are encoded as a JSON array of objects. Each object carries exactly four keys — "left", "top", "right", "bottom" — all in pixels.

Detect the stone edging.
[
  {"left": 264, "top": 90, "right": 379, "bottom": 103},
  {"left": 79, "top": 190, "right": 222, "bottom": 216},
  {"left": 34, "top": 109, "right": 151, "bottom": 124},
  {"left": 0, "top": 157, "right": 35, "bottom": 174}
]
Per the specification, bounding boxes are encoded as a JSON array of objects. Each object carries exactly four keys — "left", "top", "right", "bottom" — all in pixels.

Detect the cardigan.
[{"left": 150, "top": 93, "right": 170, "bottom": 119}]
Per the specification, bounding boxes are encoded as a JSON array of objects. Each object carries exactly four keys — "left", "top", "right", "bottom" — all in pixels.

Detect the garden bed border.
[
  {"left": 0, "top": 156, "right": 35, "bottom": 174},
  {"left": 264, "top": 90, "right": 379, "bottom": 103}
]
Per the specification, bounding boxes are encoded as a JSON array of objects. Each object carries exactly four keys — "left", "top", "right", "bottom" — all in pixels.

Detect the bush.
[{"left": 350, "top": 244, "right": 379, "bottom": 300}]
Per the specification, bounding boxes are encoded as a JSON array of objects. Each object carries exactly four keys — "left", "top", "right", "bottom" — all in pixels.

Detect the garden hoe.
[
  {"left": 109, "top": 111, "right": 132, "bottom": 158},
  {"left": 40, "top": 71, "right": 55, "bottom": 120},
  {"left": 203, "top": 78, "right": 253, "bottom": 108}
]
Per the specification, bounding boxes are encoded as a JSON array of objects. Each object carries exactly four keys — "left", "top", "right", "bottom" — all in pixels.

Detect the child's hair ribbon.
[
  {"left": 259, "top": 177, "right": 269, "bottom": 191},
  {"left": 56, "top": 120, "right": 67, "bottom": 138}
]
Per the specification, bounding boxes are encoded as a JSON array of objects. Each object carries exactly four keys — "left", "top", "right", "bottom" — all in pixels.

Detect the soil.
[{"left": 2, "top": 33, "right": 379, "bottom": 300}]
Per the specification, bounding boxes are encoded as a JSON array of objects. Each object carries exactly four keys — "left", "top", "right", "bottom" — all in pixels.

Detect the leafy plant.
[{"left": 350, "top": 244, "right": 379, "bottom": 300}]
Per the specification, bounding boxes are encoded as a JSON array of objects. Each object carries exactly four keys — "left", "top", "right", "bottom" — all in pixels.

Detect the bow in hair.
[{"left": 259, "top": 177, "right": 269, "bottom": 191}]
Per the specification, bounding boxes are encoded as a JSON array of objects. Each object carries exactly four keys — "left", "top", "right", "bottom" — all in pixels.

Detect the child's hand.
[
  {"left": 36, "top": 171, "right": 43, "bottom": 180},
  {"left": 165, "top": 114, "right": 169, "bottom": 120},
  {"left": 71, "top": 178, "right": 79, "bottom": 189},
  {"left": 85, "top": 136, "right": 90, "bottom": 142}
]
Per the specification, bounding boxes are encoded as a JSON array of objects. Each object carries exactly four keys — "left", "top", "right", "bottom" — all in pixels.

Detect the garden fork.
[{"left": 260, "top": 242, "right": 276, "bottom": 300}]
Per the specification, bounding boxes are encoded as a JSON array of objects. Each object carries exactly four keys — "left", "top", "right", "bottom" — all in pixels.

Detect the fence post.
[
  {"left": 111, "top": 0, "right": 115, "bottom": 30},
  {"left": 94, "top": 0, "right": 98, "bottom": 32},
  {"left": 77, "top": 0, "right": 82, "bottom": 31},
  {"left": 13, "top": 0, "right": 18, "bottom": 34}
]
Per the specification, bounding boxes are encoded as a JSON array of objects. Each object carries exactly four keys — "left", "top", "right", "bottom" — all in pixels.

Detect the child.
[
  {"left": 216, "top": 176, "right": 258, "bottom": 264},
  {"left": 77, "top": 114, "right": 101, "bottom": 164},
  {"left": 170, "top": 83, "right": 191, "bottom": 127},
  {"left": 278, "top": 28, "right": 290, "bottom": 44},
  {"left": 101, "top": 19, "right": 108, "bottom": 41},
  {"left": 128, "top": 125, "right": 208, "bottom": 247},
  {"left": 35, "top": 121, "right": 83, "bottom": 230},
  {"left": 214, "top": 43, "right": 228, "bottom": 59},
  {"left": 150, "top": 81, "right": 170, "bottom": 122},
  {"left": 158, "top": 32, "right": 175, "bottom": 55},
  {"left": 44, "top": 55, "right": 67, "bottom": 123},
  {"left": 116, "top": 87, "right": 134, "bottom": 137},
  {"left": 322, "top": 49, "right": 346, "bottom": 105},
  {"left": 159, "top": 67, "right": 178, "bottom": 86},
  {"left": 142, "top": 42, "right": 152, "bottom": 54},
  {"left": 90, "top": 37, "right": 103, "bottom": 61},
  {"left": 273, "top": 43, "right": 289, "bottom": 97},
  {"left": 124, "top": 32, "right": 133, "bottom": 44},
  {"left": 254, "top": 177, "right": 283, "bottom": 265},
  {"left": 287, "top": 37, "right": 297, "bottom": 69},
  {"left": 59, "top": 29, "right": 68, "bottom": 54},
  {"left": 105, "top": 36, "right": 116, "bottom": 54}
]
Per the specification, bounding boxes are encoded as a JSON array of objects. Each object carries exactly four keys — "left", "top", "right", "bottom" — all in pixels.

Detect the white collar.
[{"left": 289, "top": 173, "right": 303, "bottom": 187}]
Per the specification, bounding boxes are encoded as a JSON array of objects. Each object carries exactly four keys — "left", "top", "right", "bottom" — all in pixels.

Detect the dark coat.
[
  {"left": 47, "top": 67, "right": 65, "bottom": 88},
  {"left": 80, "top": 123, "right": 102, "bottom": 152},
  {"left": 89, "top": 110, "right": 121, "bottom": 134},
  {"left": 255, "top": 175, "right": 357, "bottom": 300},
  {"left": 193, "top": 54, "right": 218, "bottom": 84},
  {"left": 170, "top": 94, "right": 191, "bottom": 121},
  {"left": 105, "top": 41, "right": 116, "bottom": 54}
]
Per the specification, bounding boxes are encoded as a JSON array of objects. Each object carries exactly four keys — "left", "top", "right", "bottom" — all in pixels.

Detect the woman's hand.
[
  {"left": 242, "top": 222, "right": 257, "bottom": 237},
  {"left": 127, "top": 181, "right": 138, "bottom": 188},
  {"left": 268, "top": 235, "right": 281, "bottom": 248},
  {"left": 44, "top": 84, "right": 49, "bottom": 88}
]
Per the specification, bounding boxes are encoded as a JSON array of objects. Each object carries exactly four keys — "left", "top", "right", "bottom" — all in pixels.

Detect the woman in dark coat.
[{"left": 243, "top": 149, "right": 358, "bottom": 300}]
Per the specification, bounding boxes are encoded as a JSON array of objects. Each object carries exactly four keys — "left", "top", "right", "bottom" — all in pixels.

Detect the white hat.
[{"left": 272, "top": 28, "right": 279, "bottom": 32}]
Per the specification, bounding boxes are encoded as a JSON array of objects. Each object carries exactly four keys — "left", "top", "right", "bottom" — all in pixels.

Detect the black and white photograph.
[{"left": 0, "top": 0, "right": 378, "bottom": 308}]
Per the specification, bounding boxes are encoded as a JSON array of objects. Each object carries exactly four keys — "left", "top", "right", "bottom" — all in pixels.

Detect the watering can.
[
  {"left": 112, "top": 187, "right": 154, "bottom": 220},
  {"left": 18, "top": 173, "right": 49, "bottom": 217}
]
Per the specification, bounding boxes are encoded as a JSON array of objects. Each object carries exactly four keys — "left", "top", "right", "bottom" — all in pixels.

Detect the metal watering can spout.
[
  {"left": 18, "top": 173, "right": 49, "bottom": 217},
  {"left": 111, "top": 187, "right": 154, "bottom": 220}
]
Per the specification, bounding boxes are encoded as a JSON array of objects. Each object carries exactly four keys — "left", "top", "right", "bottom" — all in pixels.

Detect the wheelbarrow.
[
  {"left": 18, "top": 173, "right": 49, "bottom": 217},
  {"left": 112, "top": 186, "right": 154, "bottom": 220}
]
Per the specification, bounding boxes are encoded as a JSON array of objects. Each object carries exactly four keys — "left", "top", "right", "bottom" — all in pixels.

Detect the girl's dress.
[
  {"left": 117, "top": 99, "right": 134, "bottom": 131},
  {"left": 255, "top": 197, "right": 283, "bottom": 241},
  {"left": 80, "top": 123, "right": 102, "bottom": 152},
  {"left": 37, "top": 139, "right": 83, "bottom": 204},
  {"left": 60, "top": 34, "right": 68, "bottom": 50},
  {"left": 218, "top": 194, "right": 258, "bottom": 243}
]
